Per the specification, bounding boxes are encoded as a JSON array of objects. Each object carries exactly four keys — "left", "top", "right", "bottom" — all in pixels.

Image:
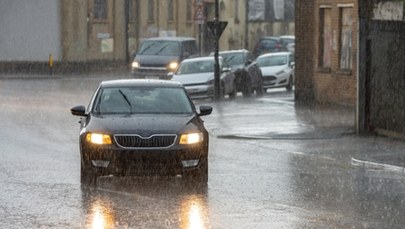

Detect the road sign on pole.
[{"left": 207, "top": 21, "right": 228, "bottom": 39}]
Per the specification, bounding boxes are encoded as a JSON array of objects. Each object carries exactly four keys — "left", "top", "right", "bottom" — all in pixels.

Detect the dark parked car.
[
  {"left": 279, "top": 35, "right": 295, "bottom": 54},
  {"left": 216, "top": 50, "right": 264, "bottom": 97},
  {"left": 131, "top": 37, "right": 199, "bottom": 79},
  {"left": 71, "top": 79, "right": 212, "bottom": 184},
  {"left": 252, "top": 36, "right": 284, "bottom": 58}
]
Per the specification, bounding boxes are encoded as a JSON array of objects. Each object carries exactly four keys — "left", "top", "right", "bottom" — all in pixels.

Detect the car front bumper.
[
  {"left": 81, "top": 143, "right": 208, "bottom": 176},
  {"left": 131, "top": 67, "right": 172, "bottom": 80}
]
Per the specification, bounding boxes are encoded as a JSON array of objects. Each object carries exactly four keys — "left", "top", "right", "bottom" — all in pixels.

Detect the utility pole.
[{"left": 214, "top": 0, "right": 220, "bottom": 100}]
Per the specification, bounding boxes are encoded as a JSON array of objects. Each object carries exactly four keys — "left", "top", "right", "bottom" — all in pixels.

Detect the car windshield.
[
  {"left": 176, "top": 60, "right": 214, "bottom": 74},
  {"left": 219, "top": 53, "right": 244, "bottom": 66},
  {"left": 92, "top": 86, "right": 193, "bottom": 115},
  {"left": 138, "top": 40, "right": 179, "bottom": 56},
  {"left": 256, "top": 55, "right": 288, "bottom": 67}
]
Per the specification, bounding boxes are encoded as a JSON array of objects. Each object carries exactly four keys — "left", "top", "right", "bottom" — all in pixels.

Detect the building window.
[
  {"left": 339, "top": 7, "right": 352, "bottom": 70},
  {"left": 148, "top": 0, "right": 155, "bottom": 22},
  {"left": 168, "top": 0, "right": 174, "bottom": 21},
  {"left": 319, "top": 7, "right": 332, "bottom": 68},
  {"left": 186, "top": 0, "right": 192, "bottom": 21},
  {"left": 93, "top": 0, "right": 108, "bottom": 21}
]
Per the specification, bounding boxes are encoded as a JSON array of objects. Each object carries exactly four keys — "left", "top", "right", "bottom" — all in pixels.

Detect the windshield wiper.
[
  {"left": 154, "top": 43, "right": 170, "bottom": 55},
  {"left": 118, "top": 89, "right": 132, "bottom": 112},
  {"left": 139, "top": 43, "right": 154, "bottom": 55}
]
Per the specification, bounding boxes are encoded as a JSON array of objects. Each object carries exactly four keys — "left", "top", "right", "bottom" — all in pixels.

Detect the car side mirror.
[
  {"left": 222, "top": 67, "right": 230, "bottom": 73},
  {"left": 246, "top": 59, "right": 252, "bottom": 65},
  {"left": 71, "top": 105, "right": 87, "bottom": 117},
  {"left": 198, "top": 105, "right": 213, "bottom": 116},
  {"left": 290, "top": 61, "right": 295, "bottom": 68}
]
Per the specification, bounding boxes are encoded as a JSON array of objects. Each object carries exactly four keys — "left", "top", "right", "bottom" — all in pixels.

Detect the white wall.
[{"left": 0, "top": 0, "right": 61, "bottom": 61}]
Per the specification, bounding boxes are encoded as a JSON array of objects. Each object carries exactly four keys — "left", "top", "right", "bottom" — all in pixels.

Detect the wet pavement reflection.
[{"left": 80, "top": 178, "right": 209, "bottom": 229}]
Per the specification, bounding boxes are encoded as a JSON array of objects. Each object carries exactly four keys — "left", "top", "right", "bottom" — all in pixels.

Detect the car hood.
[
  {"left": 171, "top": 72, "right": 214, "bottom": 85},
  {"left": 260, "top": 65, "right": 287, "bottom": 76},
  {"left": 231, "top": 65, "right": 244, "bottom": 71},
  {"left": 135, "top": 55, "right": 179, "bottom": 66},
  {"left": 86, "top": 114, "right": 200, "bottom": 137}
]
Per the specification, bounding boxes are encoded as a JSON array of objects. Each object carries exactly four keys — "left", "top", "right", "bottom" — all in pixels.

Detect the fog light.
[
  {"left": 91, "top": 160, "right": 110, "bottom": 168},
  {"left": 182, "top": 159, "right": 199, "bottom": 168}
]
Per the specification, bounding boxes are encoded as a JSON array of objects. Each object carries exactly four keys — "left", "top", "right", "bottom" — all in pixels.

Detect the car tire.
[
  {"left": 286, "top": 76, "right": 293, "bottom": 91},
  {"left": 242, "top": 81, "right": 252, "bottom": 97},
  {"left": 256, "top": 84, "right": 264, "bottom": 97},
  {"left": 80, "top": 162, "right": 97, "bottom": 186}
]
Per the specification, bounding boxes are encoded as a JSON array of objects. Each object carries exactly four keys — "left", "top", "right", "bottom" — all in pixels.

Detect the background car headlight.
[
  {"left": 179, "top": 132, "right": 203, "bottom": 145},
  {"left": 168, "top": 62, "right": 179, "bottom": 72},
  {"left": 132, "top": 61, "right": 140, "bottom": 69},
  {"left": 86, "top": 133, "right": 112, "bottom": 145}
]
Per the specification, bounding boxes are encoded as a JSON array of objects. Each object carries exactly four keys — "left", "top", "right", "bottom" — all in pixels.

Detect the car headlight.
[
  {"left": 179, "top": 132, "right": 204, "bottom": 145},
  {"left": 132, "top": 61, "right": 140, "bottom": 69},
  {"left": 168, "top": 62, "right": 179, "bottom": 72},
  {"left": 86, "top": 133, "right": 112, "bottom": 145}
]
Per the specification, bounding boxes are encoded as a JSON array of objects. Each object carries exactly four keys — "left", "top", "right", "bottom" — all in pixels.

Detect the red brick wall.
[{"left": 295, "top": 0, "right": 358, "bottom": 106}]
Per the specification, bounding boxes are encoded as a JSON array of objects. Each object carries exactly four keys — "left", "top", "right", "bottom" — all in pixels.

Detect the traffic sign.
[{"left": 207, "top": 20, "right": 228, "bottom": 38}]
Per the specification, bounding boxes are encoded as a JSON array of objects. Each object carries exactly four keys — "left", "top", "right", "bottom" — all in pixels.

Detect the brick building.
[
  {"left": 295, "top": 0, "right": 358, "bottom": 106},
  {"left": 0, "top": 0, "right": 294, "bottom": 73}
]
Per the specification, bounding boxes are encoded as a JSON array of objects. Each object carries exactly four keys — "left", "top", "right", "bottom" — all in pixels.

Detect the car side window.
[{"left": 183, "top": 41, "right": 198, "bottom": 57}]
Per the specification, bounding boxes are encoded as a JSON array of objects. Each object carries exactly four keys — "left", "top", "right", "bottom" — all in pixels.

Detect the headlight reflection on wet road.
[
  {"left": 180, "top": 194, "right": 207, "bottom": 229},
  {"left": 89, "top": 200, "right": 115, "bottom": 229}
]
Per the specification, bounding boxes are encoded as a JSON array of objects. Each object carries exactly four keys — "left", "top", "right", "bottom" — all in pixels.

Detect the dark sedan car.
[
  {"left": 71, "top": 79, "right": 212, "bottom": 184},
  {"left": 252, "top": 36, "right": 284, "bottom": 58},
  {"left": 217, "top": 50, "right": 264, "bottom": 97}
]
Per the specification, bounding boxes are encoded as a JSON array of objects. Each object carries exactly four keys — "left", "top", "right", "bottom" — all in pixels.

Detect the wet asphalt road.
[{"left": 1, "top": 73, "right": 405, "bottom": 228}]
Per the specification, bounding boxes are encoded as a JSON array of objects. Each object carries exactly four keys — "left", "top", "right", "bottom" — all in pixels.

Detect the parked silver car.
[
  {"left": 256, "top": 52, "right": 295, "bottom": 91},
  {"left": 169, "top": 56, "right": 237, "bottom": 100}
]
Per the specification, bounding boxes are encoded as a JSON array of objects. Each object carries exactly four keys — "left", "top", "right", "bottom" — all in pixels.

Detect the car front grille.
[
  {"left": 263, "top": 75, "right": 277, "bottom": 80},
  {"left": 114, "top": 134, "right": 177, "bottom": 149}
]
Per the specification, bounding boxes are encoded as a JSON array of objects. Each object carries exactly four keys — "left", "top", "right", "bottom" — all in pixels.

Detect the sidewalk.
[{"left": 291, "top": 102, "right": 405, "bottom": 173}]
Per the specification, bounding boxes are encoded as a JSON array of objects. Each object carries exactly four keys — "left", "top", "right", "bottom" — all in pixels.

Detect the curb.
[{"left": 351, "top": 157, "right": 405, "bottom": 173}]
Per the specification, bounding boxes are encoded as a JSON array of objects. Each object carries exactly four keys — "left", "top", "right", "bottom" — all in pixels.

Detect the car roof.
[
  {"left": 279, "top": 35, "right": 295, "bottom": 39},
  {"left": 257, "top": 52, "right": 291, "bottom": 58},
  {"left": 100, "top": 79, "right": 183, "bottom": 88},
  {"left": 258, "top": 36, "right": 280, "bottom": 40},
  {"left": 218, "top": 49, "right": 249, "bottom": 54},
  {"left": 181, "top": 56, "right": 222, "bottom": 63},
  {"left": 143, "top": 37, "right": 196, "bottom": 42}
]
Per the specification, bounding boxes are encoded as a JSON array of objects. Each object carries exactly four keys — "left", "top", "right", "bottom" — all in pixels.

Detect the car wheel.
[
  {"left": 286, "top": 76, "right": 293, "bottom": 91},
  {"left": 229, "top": 81, "right": 237, "bottom": 100},
  {"left": 256, "top": 84, "right": 264, "bottom": 97},
  {"left": 242, "top": 81, "right": 252, "bottom": 97},
  {"left": 80, "top": 162, "right": 97, "bottom": 186}
]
